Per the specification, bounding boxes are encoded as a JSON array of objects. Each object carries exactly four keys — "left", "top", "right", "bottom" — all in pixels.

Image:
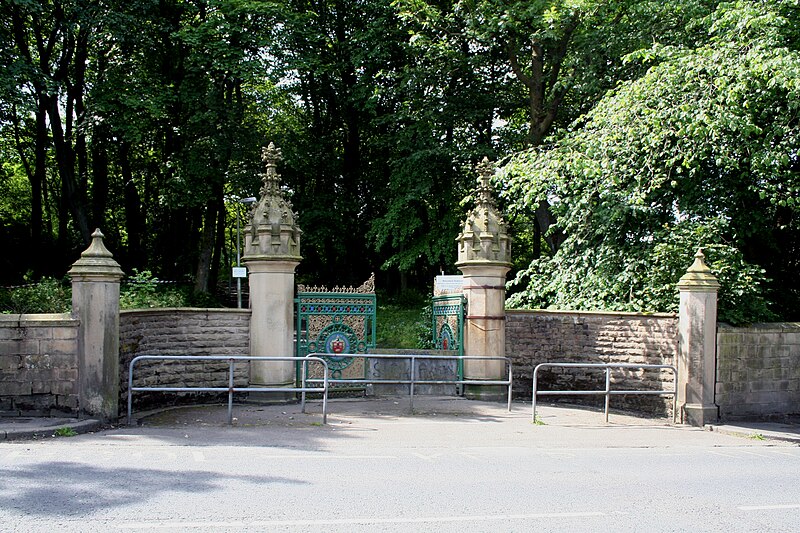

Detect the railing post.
[
  {"left": 409, "top": 355, "right": 416, "bottom": 411},
  {"left": 227, "top": 358, "right": 235, "bottom": 425},
  {"left": 531, "top": 365, "right": 540, "bottom": 423},
  {"left": 604, "top": 367, "right": 611, "bottom": 423}
]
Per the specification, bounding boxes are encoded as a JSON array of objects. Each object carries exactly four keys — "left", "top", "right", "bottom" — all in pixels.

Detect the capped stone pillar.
[
  {"left": 68, "top": 229, "right": 124, "bottom": 421},
  {"left": 677, "top": 249, "right": 720, "bottom": 426},
  {"left": 456, "top": 158, "right": 511, "bottom": 400},
  {"left": 242, "top": 143, "right": 301, "bottom": 392}
]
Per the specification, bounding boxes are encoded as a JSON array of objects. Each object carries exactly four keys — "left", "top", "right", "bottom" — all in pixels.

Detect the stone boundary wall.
[
  {"left": 505, "top": 309, "right": 679, "bottom": 414},
  {"left": 0, "top": 314, "right": 79, "bottom": 416},
  {"left": 716, "top": 323, "right": 800, "bottom": 420},
  {"left": 120, "top": 308, "right": 251, "bottom": 411}
]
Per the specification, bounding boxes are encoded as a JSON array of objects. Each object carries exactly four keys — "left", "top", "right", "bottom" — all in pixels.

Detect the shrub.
[{"left": 0, "top": 277, "right": 71, "bottom": 314}]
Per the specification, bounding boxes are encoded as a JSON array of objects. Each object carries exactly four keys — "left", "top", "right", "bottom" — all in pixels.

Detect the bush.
[
  {"left": 0, "top": 277, "right": 71, "bottom": 314},
  {"left": 120, "top": 270, "right": 189, "bottom": 309}
]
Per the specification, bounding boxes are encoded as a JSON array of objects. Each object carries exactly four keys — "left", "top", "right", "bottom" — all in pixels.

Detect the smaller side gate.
[{"left": 431, "top": 293, "right": 466, "bottom": 380}]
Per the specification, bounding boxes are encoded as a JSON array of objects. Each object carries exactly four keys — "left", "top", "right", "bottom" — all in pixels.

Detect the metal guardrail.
[
  {"left": 127, "top": 355, "right": 329, "bottom": 426},
  {"left": 305, "top": 353, "right": 513, "bottom": 411},
  {"left": 531, "top": 362, "right": 678, "bottom": 424}
]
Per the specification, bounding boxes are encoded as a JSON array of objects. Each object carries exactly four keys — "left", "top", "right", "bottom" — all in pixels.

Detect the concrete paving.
[{"left": 2, "top": 396, "right": 798, "bottom": 445}]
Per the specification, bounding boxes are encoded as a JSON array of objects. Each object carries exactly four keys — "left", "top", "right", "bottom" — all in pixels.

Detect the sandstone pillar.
[
  {"left": 242, "top": 143, "right": 302, "bottom": 392},
  {"left": 677, "top": 249, "right": 720, "bottom": 426},
  {"left": 68, "top": 229, "right": 124, "bottom": 421},
  {"left": 456, "top": 158, "right": 511, "bottom": 400}
]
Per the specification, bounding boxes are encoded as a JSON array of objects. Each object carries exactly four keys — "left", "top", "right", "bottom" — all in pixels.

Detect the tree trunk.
[
  {"left": 45, "top": 93, "right": 91, "bottom": 246},
  {"left": 120, "top": 141, "right": 146, "bottom": 268},
  {"left": 193, "top": 201, "right": 218, "bottom": 295}
]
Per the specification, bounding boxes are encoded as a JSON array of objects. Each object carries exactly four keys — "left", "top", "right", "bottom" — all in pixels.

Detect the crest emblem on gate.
[{"left": 325, "top": 331, "right": 350, "bottom": 357}]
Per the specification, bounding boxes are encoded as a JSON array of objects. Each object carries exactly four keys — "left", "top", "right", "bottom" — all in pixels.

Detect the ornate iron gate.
[
  {"left": 432, "top": 293, "right": 466, "bottom": 379},
  {"left": 295, "top": 274, "right": 376, "bottom": 385}
]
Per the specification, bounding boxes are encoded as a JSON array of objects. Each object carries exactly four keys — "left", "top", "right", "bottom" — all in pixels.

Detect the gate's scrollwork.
[{"left": 296, "top": 274, "right": 376, "bottom": 384}]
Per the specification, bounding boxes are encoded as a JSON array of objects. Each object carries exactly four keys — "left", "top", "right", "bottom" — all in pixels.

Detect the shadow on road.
[{"left": 0, "top": 461, "right": 306, "bottom": 516}]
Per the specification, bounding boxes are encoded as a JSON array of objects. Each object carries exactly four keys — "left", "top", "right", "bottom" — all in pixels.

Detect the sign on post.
[
  {"left": 232, "top": 267, "right": 248, "bottom": 278},
  {"left": 434, "top": 275, "right": 464, "bottom": 296}
]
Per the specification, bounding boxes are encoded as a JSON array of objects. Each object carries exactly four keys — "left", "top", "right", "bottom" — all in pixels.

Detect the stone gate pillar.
[
  {"left": 456, "top": 158, "right": 511, "bottom": 400},
  {"left": 68, "top": 229, "right": 124, "bottom": 421},
  {"left": 242, "top": 143, "right": 302, "bottom": 393},
  {"left": 677, "top": 249, "right": 720, "bottom": 426}
]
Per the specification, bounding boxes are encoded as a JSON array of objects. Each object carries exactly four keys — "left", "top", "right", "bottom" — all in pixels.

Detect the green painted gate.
[
  {"left": 432, "top": 293, "right": 466, "bottom": 379},
  {"left": 295, "top": 274, "right": 376, "bottom": 385}
]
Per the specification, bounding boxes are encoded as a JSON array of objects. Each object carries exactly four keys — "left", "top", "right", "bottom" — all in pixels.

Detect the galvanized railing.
[
  {"left": 531, "top": 362, "right": 678, "bottom": 424},
  {"left": 305, "top": 353, "right": 513, "bottom": 411},
  {"left": 127, "top": 355, "right": 329, "bottom": 425}
]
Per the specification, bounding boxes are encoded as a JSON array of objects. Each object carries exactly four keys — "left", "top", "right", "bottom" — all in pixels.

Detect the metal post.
[
  {"left": 604, "top": 366, "right": 611, "bottom": 423},
  {"left": 127, "top": 358, "right": 136, "bottom": 426},
  {"left": 235, "top": 197, "right": 256, "bottom": 309},
  {"left": 236, "top": 207, "right": 242, "bottom": 309},
  {"left": 322, "top": 369, "right": 328, "bottom": 424},
  {"left": 507, "top": 363, "right": 513, "bottom": 412},
  {"left": 409, "top": 355, "right": 416, "bottom": 412},
  {"left": 301, "top": 358, "right": 307, "bottom": 413},
  {"left": 228, "top": 358, "right": 235, "bottom": 425},
  {"left": 532, "top": 365, "right": 539, "bottom": 423}
]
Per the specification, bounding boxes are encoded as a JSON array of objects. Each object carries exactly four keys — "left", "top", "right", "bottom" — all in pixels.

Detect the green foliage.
[
  {"left": 0, "top": 277, "right": 71, "bottom": 314},
  {"left": 54, "top": 427, "right": 78, "bottom": 438},
  {"left": 502, "top": 1, "right": 800, "bottom": 323},
  {"left": 376, "top": 290, "right": 431, "bottom": 349},
  {"left": 119, "top": 270, "right": 191, "bottom": 310},
  {"left": 415, "top": 303, "right": 436, "bottom": 350}
]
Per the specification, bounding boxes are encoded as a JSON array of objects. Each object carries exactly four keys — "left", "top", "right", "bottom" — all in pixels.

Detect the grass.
[
  {"left": 54, "top": 427, "right": 78, "bottom": 437},
  {"left": 376, "top": 303, "right": 426, "bottom": 349}
]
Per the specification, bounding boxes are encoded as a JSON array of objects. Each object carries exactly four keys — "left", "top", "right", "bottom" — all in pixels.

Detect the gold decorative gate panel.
[{"left": 295, "top": 275, "right": 376, "bottom": 386}]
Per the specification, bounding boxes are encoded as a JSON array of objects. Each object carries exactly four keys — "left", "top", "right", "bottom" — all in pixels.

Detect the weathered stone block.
[
  {"left": 0, "top": 381, "right": 32, "bottom": 395},
  {"left": 0, "top": 355, "right": 22, "bottom": 372},
  {"left": 52, "top": 327, "right": 79, "bottom": 340},
  {"left": 31, "top": 381, "right": 52, "bottom": 394}
]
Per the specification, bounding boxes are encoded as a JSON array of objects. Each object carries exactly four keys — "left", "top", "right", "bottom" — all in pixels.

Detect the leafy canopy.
[{"left": 501, "top": 0, "right": 800, "bottom": 323}]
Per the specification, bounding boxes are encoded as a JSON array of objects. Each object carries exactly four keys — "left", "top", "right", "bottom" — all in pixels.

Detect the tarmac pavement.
[{"left": 3, "top": 396, "right": 797, "bottom": 445}]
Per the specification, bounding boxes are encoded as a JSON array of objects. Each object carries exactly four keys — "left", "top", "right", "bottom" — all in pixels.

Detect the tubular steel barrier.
[
  {"left": 531, "top": 362, "right": 678, "bottom": 424},
  {"left": 305, "top": 353, "right": 513, "bottom": 412},
  {"left": 127, "top": 355, "right": 329, "bottom": 426}
]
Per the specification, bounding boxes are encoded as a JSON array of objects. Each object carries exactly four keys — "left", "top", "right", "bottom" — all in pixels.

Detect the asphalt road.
[{"left": 1, "top": 399, "right": 798, "bottom": 532}]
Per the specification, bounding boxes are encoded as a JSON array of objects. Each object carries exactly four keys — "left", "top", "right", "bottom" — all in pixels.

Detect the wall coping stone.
[
  {"left": 506, "top": 309, "right": 677, "bottom": 319},
  {"left": 0, "top": 313, "right": 77, "bottom": 326},
  {"left": 120, "top": 308, "right": 252, "bottom": 316},
  {"left": 718, "top": 322, "right": 800, "bottom": 331}
]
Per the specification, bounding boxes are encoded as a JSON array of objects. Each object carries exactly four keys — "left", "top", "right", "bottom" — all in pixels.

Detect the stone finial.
[
  {"left": 260, "top": 142, "right": 283, "bottom": 198},
  {"left": 68, "top": 229, "right": 124, "bottom": 279},
  {"left": 455, "top": 158, "right": 511, "bottom": 266},
  {"left": 677, "top": 248, "right": 720, "bottom": 291},
  {"left": 243, "top": 143, "right": 302, "bottom": 262}
]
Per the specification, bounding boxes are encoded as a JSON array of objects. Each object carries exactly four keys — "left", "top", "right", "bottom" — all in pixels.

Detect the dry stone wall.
[
  {"left": 505, "top": 309, "right": 679, "bottom": 415},
  {"left": 120, "top": 308, "right": 251, "bottom": 411},
  {"left": 0, "top": 314, "right": 79, "bottom": 416},
  {"left": 716, "top": 323, "right": 800, "bottom": 420}
]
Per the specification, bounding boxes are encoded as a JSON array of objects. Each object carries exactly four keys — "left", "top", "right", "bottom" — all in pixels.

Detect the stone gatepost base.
[
  {"left": 245, "top": 260, "right": 299, "bottom": 395},
  {"left": 463, "top": 384, "right": 507, "bottom": 402},
  {"left": 683, "top": 404, "right": 719, "bottom": 427}
]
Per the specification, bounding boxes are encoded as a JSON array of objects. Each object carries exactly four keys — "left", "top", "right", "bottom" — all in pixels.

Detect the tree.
[
  {"left": 0, "top": 0, "right": 278, "bottom": 293},
  {"left": 501, "top": 1, "right": 800, "bottom": 323},
  {"left": 394, "top": 0, "right": 719, "bottom": 266}
]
